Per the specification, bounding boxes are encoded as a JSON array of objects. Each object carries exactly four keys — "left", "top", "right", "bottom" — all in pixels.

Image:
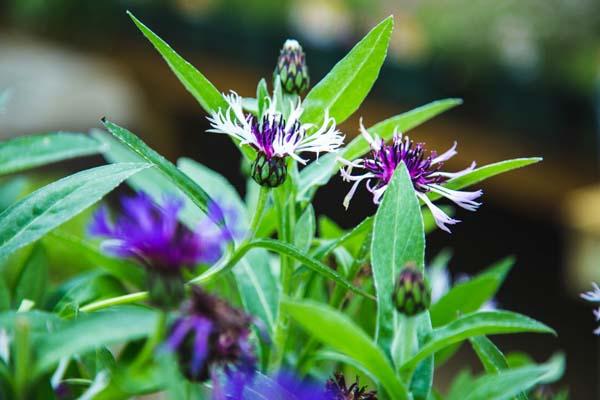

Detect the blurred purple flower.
[
  {"left": 225, "top": 370, "right": 330, "bottom": 400},
  {"left": 341, "top": 121, "right": 482, "bottom": 232},
  {"left": 89, "top": 192, "right": 231, "bottom": 273},
  {"left": 165, "top": 286, "right": 256, "bottom": 384}
]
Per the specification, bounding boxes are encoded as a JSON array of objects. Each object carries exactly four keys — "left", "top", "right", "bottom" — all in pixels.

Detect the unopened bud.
[
  {"left": 251, "top": 153, "right": 287, "bottom": 188},
  {"left": 393, "top": 264, "right": 431, "bottom": 317},
  {"left": 274, "top": 39, "right": 309, "bottom": 95}
]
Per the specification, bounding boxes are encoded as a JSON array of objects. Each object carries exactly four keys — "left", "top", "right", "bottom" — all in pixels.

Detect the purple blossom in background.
[
  {"left": 581, "top": 282, "right": 600, "bottom": 335},
  {"left": 89, "top": 192, "right": 231, "bottom": 273},
  {"left": 341, "top": 121, "right": 482, "bottom": 232},
  {"left": 165, "top": 286, "right": 256, "bottom": 385},
  {"left": 225, "top": 370, "right": 330, "bottom": 400}
]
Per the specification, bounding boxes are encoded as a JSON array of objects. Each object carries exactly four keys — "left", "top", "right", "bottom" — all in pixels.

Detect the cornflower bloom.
[{"left": 581, "top": 282, "right": 600, "bottom": 335}]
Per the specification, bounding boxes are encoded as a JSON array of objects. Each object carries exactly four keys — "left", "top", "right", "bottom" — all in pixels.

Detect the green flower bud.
[
  {"left": 251, "top": 153, "right": 287, "bottom": 187},
  {"left": 393, "top": 264, "right": 431, "bottom": 317},
  {"left": 146, "top": 270, "right": 185, "bottom": 310},
  {"left": 274, "top": 39, "right": 310, "bottom": 95}
]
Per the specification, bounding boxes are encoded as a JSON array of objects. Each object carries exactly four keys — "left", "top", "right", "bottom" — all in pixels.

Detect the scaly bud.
[
  {"left": 251, "top": 153, "right": 287, "bottom": 188},
  {"left": 274, "top": 39, "right": 310, "bottom": 95},
  {"left": 393, "top": 263, "right": 431, "bottom": 317}
]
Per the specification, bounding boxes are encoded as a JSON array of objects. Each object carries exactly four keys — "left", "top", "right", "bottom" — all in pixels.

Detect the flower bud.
[
  {"left": 274, "top": 39, "right": 309, "bottom": 95},
  {"left": 251, "top": 153, "right": 287, "bottom": 188},
  {"left": 393, "top": 264, "right": 431, "bottom": 317}
]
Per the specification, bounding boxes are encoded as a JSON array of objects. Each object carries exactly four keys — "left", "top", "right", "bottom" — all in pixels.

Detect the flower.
[
  {"left": 581, "top": 282, "right": 600, "bottom": 335},
  {"left": 325, "top": 373, "right": 378, "bottom": 400},
  {"left": 165, "top": 286, "right": 256, "bottom": 383},
  {"left": 274, "top": 39, "right": 310, "bottom": 95},
  {"left": 225, "top": 370, "right": 330, "bottom": 400},
  {"left": 89, "top": 192, "right": 232, "bottom": 307},
  {"left": 341, "top": 122, "right": 482, "bottom": 232},
  {"left": 90, "top": 192, "right": 229, "bottom": 273},
  {"left": 393, "top": 263, "right": 431, "bottom": 317},
  {"left": 207, "top": 92, "right": 344, "bottom": 187}
]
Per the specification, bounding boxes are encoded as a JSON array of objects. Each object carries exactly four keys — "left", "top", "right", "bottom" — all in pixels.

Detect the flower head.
[
  {"left": 393, "top": 263, "right": 431, "bottom": 317},
  {"left": 207, "top": 92, "right": 344, "bottom": 187},
  {"left": 166, "top": 286, "right": 256, "bottom": 383},
  {"left": 90, "top": 192, "right": 229, "bottom": 273},
  {"left": 341, "top": 122, "right": 482, "bottom": 232},
  {"left": 325, "top": 373, "right": 378, "bottom": 400},
  {"left": 90, "top": 192, "right": 232, "bottom": 308},
  {"left": 274, "top": 39, "right": 310, "bottom": 95},
  {"left": 581, "top": 282, "right": 600, "bottom": 335}
]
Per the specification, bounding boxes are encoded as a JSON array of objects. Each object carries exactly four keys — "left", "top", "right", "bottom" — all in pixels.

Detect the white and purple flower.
[
  {"left": 581, "top": 282, "right": 600, "bottom": 335},
  {"left": 341, "top": 122, "right": 482, "bottom": 232},
  {"left": 207, "top": 92, "right": 344, "bottom": 187}
]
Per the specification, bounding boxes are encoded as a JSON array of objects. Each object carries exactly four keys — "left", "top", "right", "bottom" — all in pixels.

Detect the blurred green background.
[{"left": 0, "top": 0, "right": 599, "bottom": 397}]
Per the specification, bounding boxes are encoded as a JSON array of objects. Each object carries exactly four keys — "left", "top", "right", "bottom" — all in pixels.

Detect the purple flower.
[
  {"left": 165, "top": 286, "right": 256, "bottom": 383},
  {"left": 341, "top": 122, "right": 482, "bottom": 232},
  {"left": 325, "top": 373, "right": 378, "bottom": 400},
  {"left": 225, "top": 370, "right": 330, "bottom": 400},
  {"left": 89, "top": 192, "right": 230, "bottom": 273}
]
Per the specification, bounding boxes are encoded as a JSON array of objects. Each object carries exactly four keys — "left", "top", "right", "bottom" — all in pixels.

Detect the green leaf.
[
  {"left": 343, "top": 98, "right": 463, "bottom": 161},
  {"left": 256, "top": 78, "right": 269, "bottom": 120},
  {"left": 294, "top": 205, "right": 316, "bottom": 254},
  {"left": 0, "top": 132, "right": 103, "bottom": 176},
  {"left": 0, "top": 274, "right": 10, "bottom": 311},
  {"left": 450, "top": 354, "right": 565, "bottom": 400},
  {"left": 0, "top": 163, "right": 148, "bottom": 259},
  {"left": 371, "top": 163, "right": 425, "bottom": 357},
  {"left": 430, "top": 257, "right": 513, "bottom": 327},
  {"left": 252, "top": 239, "right": 373, "bottom": 300},
  {"left": 34, "top": 306, "right": 157, "bottom": 376},
  {"left": 127, "top": 12, "right": 226, "bottom": 115},
  {"left": 401, "top": 311, "right": 556, "bottom": 372},
  {"left": 283, "top": 299, "right": 409, "bottom": 399},
  {"left": 312, "top": 216, "right": 373, "bottom": 260},
  {"left": 43, "top": 230, "right": 144, "bottom": 288},
  {"left": 428, "top": 158, "right": 542, "bottom": 202},
  {"left": 101, "top": 119, "right": 221, "bottom": 225},
  {"left": 0, "top": 177, "right": 27, "bottom": 212},
  {"left": 13, "top": 244, "right": 48, "bottom": 307},
  {"left": 177, "top": 158, "right": 278, "bottom": 333},
  {"left": 296, "top": 153, "right": 338, "bottom": 202},
  {"left": 301, "top": 16, "right": 393, "bottom": 126}
]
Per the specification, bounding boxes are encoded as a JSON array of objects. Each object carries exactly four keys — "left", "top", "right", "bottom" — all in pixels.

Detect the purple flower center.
[
  {"left": 248, "top": 114, "right": 301, "bottom": 159},
  {"left": 364, "top": 135, "right": 447, "bottom": 193}
]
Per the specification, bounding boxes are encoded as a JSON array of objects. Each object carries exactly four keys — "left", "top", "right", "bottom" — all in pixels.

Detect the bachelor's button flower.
[
  {"left": 165, "top": 286, "right": 256, "bottom": 385},
  {"left": 274, "top": 39, "right": 310, "bottom": 95},
  {"left": 89, "top": 192, "right": 232, "bottom": 307},
  {"left": 325, "top": 373, "right": 378, "bottom": 400},
  {"left": 226, "top": 370, "right": 330, "bottom": 400},
  {"left": 341, "top": 121, "right": 482, "bottom": 232},
  {"left": 207, "top": 92, "right": 344, "bottom": 187},
  {"left": 581, "top": 282, "right": 600, "bottom": 335}
]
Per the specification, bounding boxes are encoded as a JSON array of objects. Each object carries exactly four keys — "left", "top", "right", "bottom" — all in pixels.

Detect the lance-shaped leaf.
[
  {"left": 0, "top": 132, "right": 103, "bottom": 176},
  {"left": 34, "top": 306, "right": 157, "bottom": 376},
  {"left": 430, "top": 257, "right": 513, "bottom": 327},
  {"left": 301, "top": 17, "right": 393, "bottom": 126},
  {"left": 127, "top": 12, "right": 254, "bottom": 160},
  {"left": 0, "top": 163, "right": 148, "bottom": 259},
  {"left": 428, "top": 158, "right": 542, "bottom": 202},
  {"left": 101, "top": 119, "right": 224, "bottom": 227},
  {"left": 371, "top": 163, "right": 425, "bottom": 357},
  {"left": 400, "top": 311, "right": 555, "bottom": 372},
  {"left": 448, "top": 353, "right": 565, "bottom": 400},
  {"left": 284, "top": 299, "right": 409, "bottom": 400}
]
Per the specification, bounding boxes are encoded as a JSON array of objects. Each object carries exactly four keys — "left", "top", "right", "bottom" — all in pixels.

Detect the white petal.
[
  {"left": 429, "top": 184, "right": 483, "bottom": 211},
  {"left": 581, "top": 282, "right": 600, "bottom": 302},
  {"left": 432, "top": 161, "right": 477, "bottom": 179},
  {"left": 432, "top": 141, "right": 457, "bottom": 164},
  {"left": 418, "top": 193, "right": 460, "bottom": 233},
  {"left": 359, "top": 118, "right": 381, "bottom": 151}
]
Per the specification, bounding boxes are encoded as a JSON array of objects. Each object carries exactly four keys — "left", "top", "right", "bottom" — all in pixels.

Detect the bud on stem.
[
  {"left": 393, "top": 264, "right": 431, "bottom": 317},
  {"left": 251, "top": 153, "right": 287, "bottom": 188},
  {"left": 274, "top": 39, "right": 310, "bottom": 95}
]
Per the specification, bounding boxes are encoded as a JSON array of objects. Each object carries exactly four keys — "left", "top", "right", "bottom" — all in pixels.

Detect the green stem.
[
  {"left": 79, "top": 291, "right": 149, "bottom": 313},
  {"left": 14, "top": 317, "right": 31, "bottom": 400},
  {"left": 246, "top": 186, "right": 269, "bottom": 241},
  {"left": 398, "top": 316, "right": 417, "bottom": 368},
  {"left": 131, "top": 311, "right": 168, "bottom": 369}
]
